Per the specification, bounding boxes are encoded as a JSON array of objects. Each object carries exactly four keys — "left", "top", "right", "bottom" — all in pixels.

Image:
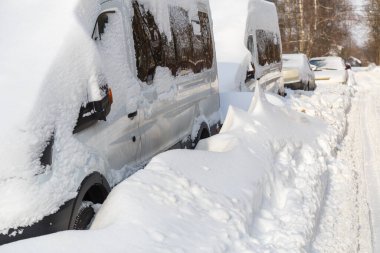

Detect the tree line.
[
  {"left": 272, "top": 0, "right": 380, "bottom": 65},
  {"left": 365, "top": 0, "right": 380, "bottom": 64}
]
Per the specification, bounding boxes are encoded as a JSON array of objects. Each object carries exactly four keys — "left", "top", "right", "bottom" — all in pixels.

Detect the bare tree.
[
  {"left": 365, "top": 0, "right": 380, "bottom": 64},
  {"left": 274, "top": 0, "right": 355, "bottom": 58}
]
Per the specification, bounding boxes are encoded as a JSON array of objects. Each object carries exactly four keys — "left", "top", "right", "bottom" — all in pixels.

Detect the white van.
[
  {"left": 210, "top": 0, "right": 283, "bottom": 94},
  {"left": 0, "top": 0, "right": 219, "bottom": 244}
]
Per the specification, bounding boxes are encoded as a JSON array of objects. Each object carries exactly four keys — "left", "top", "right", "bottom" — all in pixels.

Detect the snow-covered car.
[
  {"left": 347, "top": 56, "right": 362, "bottom": 67},
  {"left": 282, "top": 53, "right": 316, "bottom": 91},
  {"left": 0, "top": 0, "right": 220, "bottom": 245},
  {"left": 309, "top": 56, "right": 349, "bottom": 85},
  {"left": 210, "top": 0, "right": 284, "bottom": 94}
]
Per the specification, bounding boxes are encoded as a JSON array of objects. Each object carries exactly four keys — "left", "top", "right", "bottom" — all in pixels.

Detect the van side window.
[
  {"left": 132, "top": 1, "right": 162, "bottom": 84},
  {"left": 247, "top": 35, "right": 254, "bottom": 54},
  {"left": 198, "top": 11, "right": 213, "bottom": 69},
  {"left": 256, "top": 29, "right": 281, "bottom": 66},
  {"left": 132, "top": 0, "right": 214, "bottom": 83},
  {"left": 92, "top": 11, "right": 116, "bottom": 41}
]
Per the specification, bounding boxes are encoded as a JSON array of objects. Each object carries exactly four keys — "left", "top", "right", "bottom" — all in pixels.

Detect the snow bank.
[{"left": 2, "top": 78, "right": 355, "bottom": 251}]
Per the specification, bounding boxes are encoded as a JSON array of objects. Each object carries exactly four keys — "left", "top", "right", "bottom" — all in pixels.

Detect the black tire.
[
  {"left": 72, "top": 202, "right": 95, "bottom": 230},
  {"left": 192, "top": 123, "right": 210, "bottom": 148},
  {"left": 68, "top": 173, "right": 110, "bottom": 230}
]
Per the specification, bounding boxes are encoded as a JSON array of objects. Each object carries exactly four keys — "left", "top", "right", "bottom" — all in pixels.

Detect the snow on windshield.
[{"left": 310, "top": 57, "right": 345, "bottom": 70}]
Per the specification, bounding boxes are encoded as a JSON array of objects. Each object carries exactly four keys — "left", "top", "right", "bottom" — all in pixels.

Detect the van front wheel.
[
  {"left": 304, "top": 82, "right": 310, "bottom": 91},
  {"left": 72, "top": 201, "right": 95, "bottom": 230}
]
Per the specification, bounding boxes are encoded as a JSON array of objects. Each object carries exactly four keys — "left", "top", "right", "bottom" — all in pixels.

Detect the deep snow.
[{"left": 1, "top": 68, "right": 367, "bottom": 252}]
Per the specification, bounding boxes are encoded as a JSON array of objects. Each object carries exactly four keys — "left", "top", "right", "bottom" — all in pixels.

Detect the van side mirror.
[
  {"left": 345, "top": 64, "right": 351, "bottom": 70},
  {"left": 73, "top": 87, "right": 113, "bottom": 134},
  {"left": 245, "top": 63, "right": 256, "bottom": 82},
  {"left": 310, "top": 64, "right": 317, "bottom": 71},
  {"left": 92, "top": 11, "right": 116, "bottom": 41}
]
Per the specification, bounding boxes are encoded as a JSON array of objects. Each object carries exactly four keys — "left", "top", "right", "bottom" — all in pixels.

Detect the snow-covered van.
[
  {"left": 0, "top": 0, "right": 219, "bottom": 244},
  {"left": 210, "top": 0, "right": 283, "bottom": 93}
]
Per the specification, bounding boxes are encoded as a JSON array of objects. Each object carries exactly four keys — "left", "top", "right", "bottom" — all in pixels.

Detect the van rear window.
[
  {"left": 256, "top": 29, "right": 281, "bottom": 67},
  {"left": 132, "top": 1, "right": 214, "bottom": 84}
]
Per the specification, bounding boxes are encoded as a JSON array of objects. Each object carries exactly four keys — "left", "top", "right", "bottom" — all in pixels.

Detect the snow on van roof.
[{"left": 247, "top": 0, "right": 280, "bottom": 32}]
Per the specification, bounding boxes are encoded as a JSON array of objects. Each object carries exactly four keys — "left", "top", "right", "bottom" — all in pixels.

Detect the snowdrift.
[{"left": 1, "top": 82, "right": 354, "bottom": 252}]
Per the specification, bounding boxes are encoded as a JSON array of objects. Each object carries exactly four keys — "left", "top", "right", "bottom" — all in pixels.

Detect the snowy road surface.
[
  {"left": 355, "top": 69, "right": 380, "bottom": 252},
  {"left": 2, "top": 68, "right": 380, "bottom": 253}
]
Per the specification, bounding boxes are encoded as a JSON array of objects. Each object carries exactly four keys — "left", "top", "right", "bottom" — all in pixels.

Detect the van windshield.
[{"left": 256, "top": 29, "right": 281, "bottom": 66}]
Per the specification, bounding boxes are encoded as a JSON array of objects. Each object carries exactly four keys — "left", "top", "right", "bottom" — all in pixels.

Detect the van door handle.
[{"left": 128, "top": 111, "right": 138, "bottom": 119}]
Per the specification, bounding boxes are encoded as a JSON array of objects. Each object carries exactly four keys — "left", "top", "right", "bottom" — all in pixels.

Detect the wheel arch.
[
  {"left": 192, "top": 121, "right": 211, "bottom": 147},
  {"left": 68, "top": 172, "right": 110, "bottom": 229}
]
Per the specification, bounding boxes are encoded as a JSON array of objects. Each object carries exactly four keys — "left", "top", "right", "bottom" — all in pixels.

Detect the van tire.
[
  {"left": 69, "top": 172, "right": 110, "bottom": 230},
  {"left": 72, "top": 202, "right": 95, "bottom": 230},
  {"left": 305, "top": 82, "right": 310, "bottom": 91},
  {"left": 193, "top": 122, "right": 210, "bottom": 148}
]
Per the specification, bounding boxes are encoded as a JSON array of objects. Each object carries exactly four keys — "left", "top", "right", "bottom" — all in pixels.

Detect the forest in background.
[{"left": 272, "top": 0, "right": 380, "bottom": 65}]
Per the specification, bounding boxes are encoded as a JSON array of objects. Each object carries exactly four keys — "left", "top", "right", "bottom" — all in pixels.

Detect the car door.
[{"left": 75, "top": 3, "right": 141, "bottom": 171}]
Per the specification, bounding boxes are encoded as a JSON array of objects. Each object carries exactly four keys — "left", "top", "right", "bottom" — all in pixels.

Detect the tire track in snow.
[{"left": 356, "top": 70, "right": 380, "bottom": 252}]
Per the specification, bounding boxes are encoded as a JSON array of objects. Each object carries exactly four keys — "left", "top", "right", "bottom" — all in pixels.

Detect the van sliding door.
[{"left": 76, "top": 3, "right": 141, "bottom": 170}]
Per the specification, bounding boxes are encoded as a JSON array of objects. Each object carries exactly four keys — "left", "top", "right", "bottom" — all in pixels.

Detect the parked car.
[
  {"left": 347, "top": 56, "right": 362, "bottom": 67},
  {"left": 309, "top": 56, "right": 349, "bottom": 85},
  {"left": 282, "top": 53, "right": 316, "bottom": 91},
  {"left": 210, "top": 0, "right": 284, "bottom": 94},
  {"left": 0, "top": 0, "right": 220, "bottom": 245}
]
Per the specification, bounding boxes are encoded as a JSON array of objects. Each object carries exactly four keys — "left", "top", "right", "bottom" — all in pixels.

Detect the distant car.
[
  {"left": 309, "top": 56, "right": 349, "bottom": 85},
  {"left": 347, "top": 56, "right": 362, "bottom": 67},
  {"left": 282, "top": 54, "right": 316, "bottom": 91}
]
